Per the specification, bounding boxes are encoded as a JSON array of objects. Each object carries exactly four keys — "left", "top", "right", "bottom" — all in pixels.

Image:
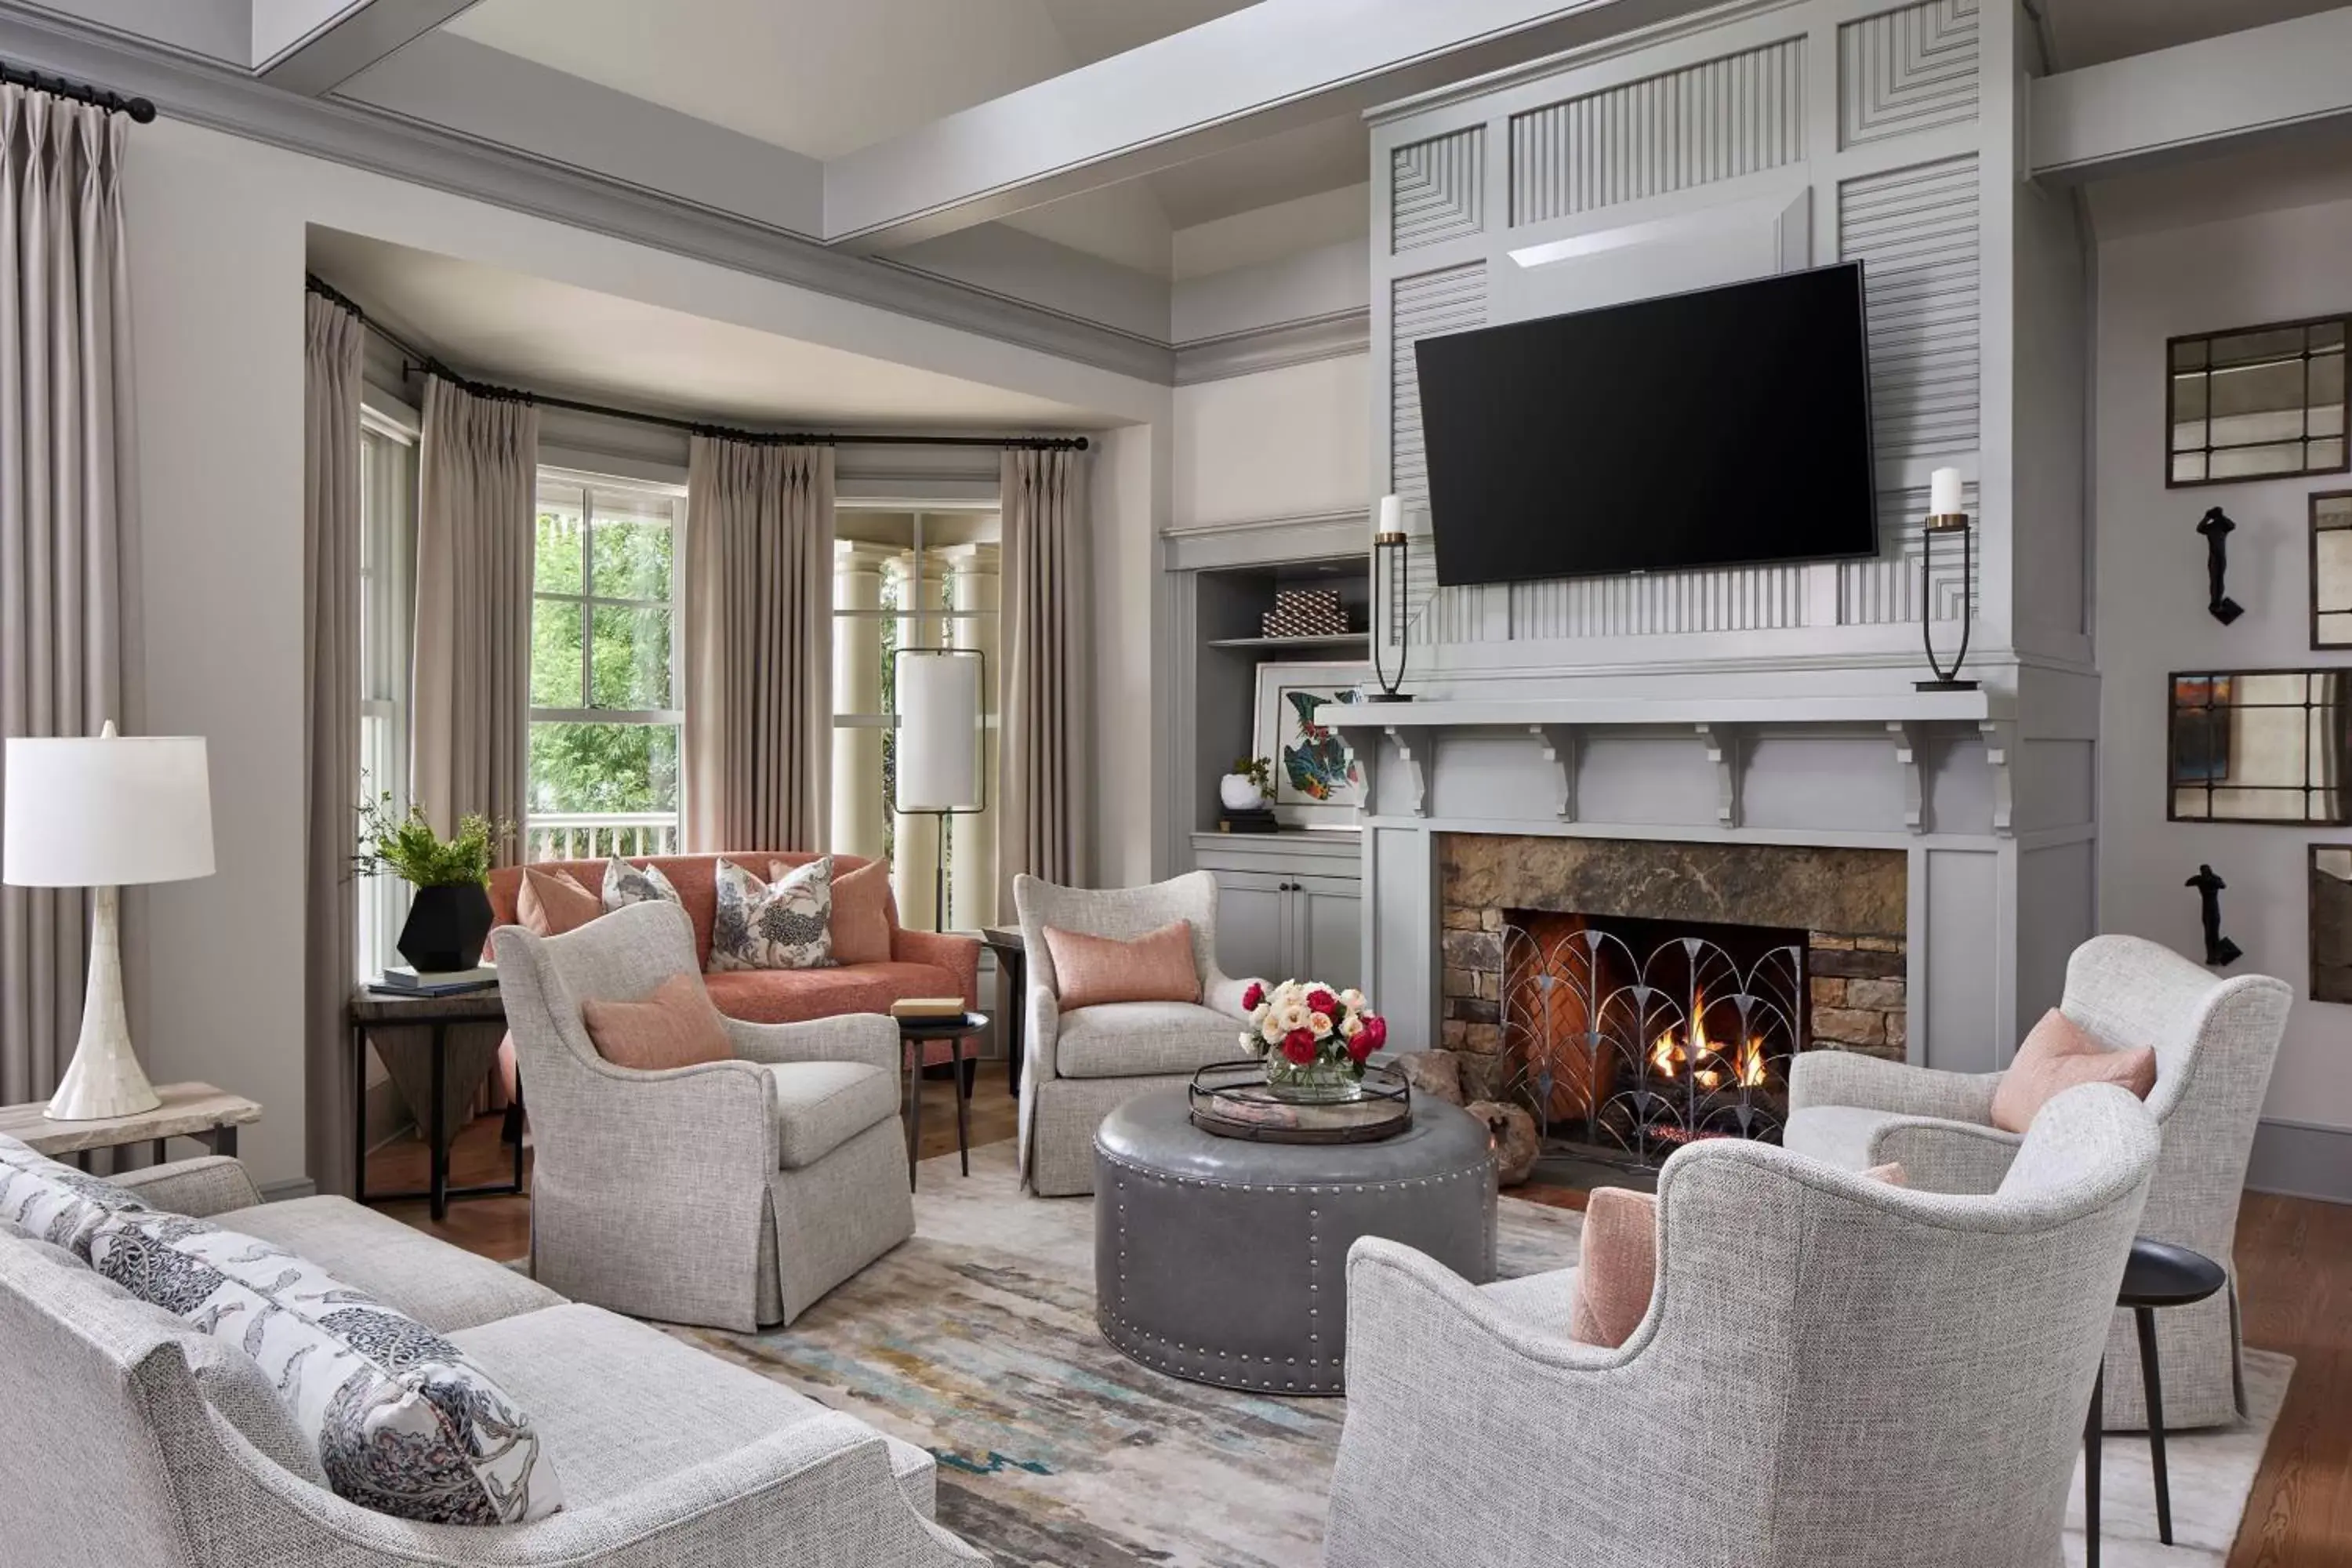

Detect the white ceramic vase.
[{"left": 1219, "top": 773, "right": 1267, "bottom": 811}]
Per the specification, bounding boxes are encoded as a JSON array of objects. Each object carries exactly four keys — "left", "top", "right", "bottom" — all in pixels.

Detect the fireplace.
[{"left": 1437, "top": 833, "right": 1907, "bottom": 1171}]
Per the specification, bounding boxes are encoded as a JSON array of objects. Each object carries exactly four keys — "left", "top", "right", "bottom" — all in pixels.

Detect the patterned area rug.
[{"left": 668, "top": 1145, "right": 2287, "bottom": 1567}]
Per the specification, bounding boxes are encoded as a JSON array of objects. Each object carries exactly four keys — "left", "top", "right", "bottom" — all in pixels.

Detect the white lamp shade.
[
  {"left": 896, "top": 652, "right": 982, "bottom": 811},
  {"left": 4, "top": 732, "right": 216, "bottom": 887}
]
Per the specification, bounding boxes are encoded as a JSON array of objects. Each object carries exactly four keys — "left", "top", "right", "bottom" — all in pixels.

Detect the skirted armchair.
[
  {"left": 1324, "top": 1084, "right": 2161, "bottom": 1568},
  {"left": 496, "top": 902, "right": 913, "bottom": 1330},
  {"left": 1783, "top": 934, "right": 2291, "bottom": 1430},
  {"left": 1012, "top": 871, "right": 1258, "bottom": 1196}
]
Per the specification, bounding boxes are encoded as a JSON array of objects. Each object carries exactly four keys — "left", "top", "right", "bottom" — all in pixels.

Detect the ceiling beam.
[
  {"left": 821, "top": 0, "right": 1727, "bottom": 252},
  {"left": 252, "top": 0, "right": 481, "bottom": 95},
  {"left": 2031, "top": 6, "right": 2352, "bottom": 182}
]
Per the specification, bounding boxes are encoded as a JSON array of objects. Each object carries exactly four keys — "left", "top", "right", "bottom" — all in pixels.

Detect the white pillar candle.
[
  {"left": 1377, "top": 494, "right": 1404, "bottom": 535},
  {"left": 1929, "top": 467, "right": 1965, "bottom": 517}
]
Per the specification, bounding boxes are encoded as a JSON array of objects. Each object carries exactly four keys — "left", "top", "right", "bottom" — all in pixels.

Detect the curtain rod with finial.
[
  {"left": 0, "top": 58, "right": 155, "bottom": 122},
  {"left": 302, "top": 274, "right": 1089, "bottom": 453}
]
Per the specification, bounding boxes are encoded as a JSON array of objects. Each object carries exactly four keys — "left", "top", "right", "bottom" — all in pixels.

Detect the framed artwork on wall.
[
  {"left": 1251, "top": 661, "right": 1367, "bottom": 828},
  {"left": 2166, "top": 316, "right": 2350, "bottom": 488},
  {"left": 2167, "top": 669, "right": 2352, "bottom": 825},
  {"left": 2313, "top": 490, "right": 2352, "bottom": 648},
  {"left": 2313, "top": 846, "right": 2352, "bottom": 1004}
]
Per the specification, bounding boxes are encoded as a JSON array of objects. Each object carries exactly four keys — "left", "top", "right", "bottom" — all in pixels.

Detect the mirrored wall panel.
[
  {"left": 2169, "top": 318, "right": 2349, "bottom": 487},
  {"left": 2314, "top": 846, "right": 2352, "bottom": 1004},
  {"left": 2169, "top": 670, "right": 2352, "bottom": 824},
  {"left": 2315, "top": 491, "right": 2352, "bottom": 648}
]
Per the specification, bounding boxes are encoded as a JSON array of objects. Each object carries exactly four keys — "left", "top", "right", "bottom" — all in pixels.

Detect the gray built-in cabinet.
[{"left": 1192, "top": 832, "right": 1364, "bottom": 992}]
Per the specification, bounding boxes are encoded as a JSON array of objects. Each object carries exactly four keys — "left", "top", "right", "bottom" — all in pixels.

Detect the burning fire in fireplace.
[{"left": 1647, "top": 993, "right": 1772, "bottom": 1091}]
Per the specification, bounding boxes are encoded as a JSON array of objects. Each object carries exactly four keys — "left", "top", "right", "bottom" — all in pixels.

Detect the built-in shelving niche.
[{"left": 1190, "top": 558, "right": 1370, "bottom": 837}]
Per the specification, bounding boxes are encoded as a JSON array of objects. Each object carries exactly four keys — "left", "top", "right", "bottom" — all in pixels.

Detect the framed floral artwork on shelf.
[{"left": 1251, "top": 661, "right": 1368, "bottom": 828}]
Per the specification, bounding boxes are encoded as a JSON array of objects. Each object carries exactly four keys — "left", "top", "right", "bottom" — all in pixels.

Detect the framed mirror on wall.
[
  {"left": 2314, "top": 846, "right": 2352, "bottom": 1004},
  {"left": 2167, "top": 317, "right": 2349, "bottom": 488},
  {"left": 2314, "top": 490, "right": 2352, "bottom": 648},
  {"left": 2169, "top": 670, "right": 2352, "bottom": 825}
]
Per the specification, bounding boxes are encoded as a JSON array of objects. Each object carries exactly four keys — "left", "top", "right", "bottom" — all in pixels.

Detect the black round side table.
[
  {"left": 896, "top": 1010, "right": 986, "bottom": 1189},
  {"left": 2082, "top": 1237, "right": 2229, "bottom": 1568}
]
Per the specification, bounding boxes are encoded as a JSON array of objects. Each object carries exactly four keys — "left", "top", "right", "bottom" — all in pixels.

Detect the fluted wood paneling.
[
  {"left": 1509, "top": 563, "right": 1808, "bottom": 639},
  {"left": 1839, "top": 480, "right": 1978, "bottom": 625},
  {"left": 1840, "top": 154, "right": 1980, "bottom": 463},
  {"left": 1510, "top": 38, "right": 1806, "bottom": 227},
  {"left": 1392, "top": 127, "right": 1486, "bottom": 252},
  {"left": 1391, "top": 264, "right": 1488, "bottom": 641},
  {"left": 1840, "top": 0, "right": 1980, "bottom": 148}
]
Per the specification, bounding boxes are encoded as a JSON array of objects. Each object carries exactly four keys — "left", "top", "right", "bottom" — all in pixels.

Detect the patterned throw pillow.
[
  {"left": 710, "top": 856, "right": 835, "bottom": 971},
  {"left": 0, "top": 1133, "right": 149, "bottom": 1258},
  {"left": 600, "top": 855, "right": 681, "bottom": 913},
  {"left": 89, "top": 1212, "right": 564, "bottom": 1526}
]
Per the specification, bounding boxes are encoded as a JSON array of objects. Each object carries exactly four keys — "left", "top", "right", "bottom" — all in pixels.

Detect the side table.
[
  {"left": 980, "top": 926, "right": 1025, "bottom": 1088},
  {"left": 898, "top": 1011, "right": 986, "bottom": 1189},
  {"left": 350, "top": 986, "right": 521, "bottom": 1221},
  {"left": 0, "top": 1081, "right": 259, "bottom": 1171},
  {"left": 2082, "top": 1236, "right": 2230, "bottom": 1568}
]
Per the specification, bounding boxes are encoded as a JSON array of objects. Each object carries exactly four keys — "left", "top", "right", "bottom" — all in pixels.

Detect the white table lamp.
[
  {"left": 4, "top": 721, "right": 215, "bottom": 1120},
  {"left": 892, "top": 648, "right": 985, "bottom": 932}
]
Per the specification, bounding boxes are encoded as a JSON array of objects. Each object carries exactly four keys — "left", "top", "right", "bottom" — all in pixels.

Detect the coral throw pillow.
[
  {"left": 580, "top": 974, "right": 734, "bottom": 1071},
  {"left": 1568, "top": 1163, "right": 1908, "bottom": 1349},
  {"left": 1044, "top": 920, "right": 1202, "bottom": 1011},
  {"left": 786, "top": 857, "right": 893, "bottom": 966},
  {"left": 1991, "top": 1009, "right": 2158, "bottom": 1134},
  {"left": 517, "top": 867, "right": 601, "bottom": 937}
]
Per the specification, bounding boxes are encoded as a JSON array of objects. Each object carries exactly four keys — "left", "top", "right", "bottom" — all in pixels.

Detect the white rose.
[
  {"left": 1339, "top": 1013, "right": 1363, "bottom": 1039},
  {"left": 1308, "top": 1011, "right": 1334, "bottom": 1038},
  {"left": 1239, "top": 1030, "right": 1261, "bottom": 1054},
  {"left": 1339, "top": 988, "right": 1367, "bottom": 1011},
  {"left": 1261, "top": 1014, "right": 1287, "bottom": 1045}
]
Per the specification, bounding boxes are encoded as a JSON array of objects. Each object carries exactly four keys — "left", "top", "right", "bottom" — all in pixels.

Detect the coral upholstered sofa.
[{"left": 489, "top": 853, "right": 978, "bottom": 1055}]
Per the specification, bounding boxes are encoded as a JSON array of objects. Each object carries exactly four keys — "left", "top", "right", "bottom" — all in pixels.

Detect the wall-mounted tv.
[{"left": 1414, "top": 262, "right": 1879, "bottom": 586}]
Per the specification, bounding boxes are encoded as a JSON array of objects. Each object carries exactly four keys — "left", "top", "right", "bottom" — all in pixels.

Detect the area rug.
[{"left": 669, "top": 1145, "right": 2288, "bottom": 1567}]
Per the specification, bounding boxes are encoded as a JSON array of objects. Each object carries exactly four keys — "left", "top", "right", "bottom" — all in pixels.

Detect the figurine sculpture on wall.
[
  {"left": 2196, "top": 508, "right": 2245, "bottom": 624},
  {"left": 2186, "top": 863, "right": 2243, "bottom": 967}
]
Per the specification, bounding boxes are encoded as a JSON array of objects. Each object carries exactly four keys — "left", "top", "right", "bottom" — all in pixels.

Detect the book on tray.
[
  {"left": 370, "top": 965, "right": 499, "bottom": 997},
  {"left": 889, "top": 996, "right": 967, "bottom": 1021}
]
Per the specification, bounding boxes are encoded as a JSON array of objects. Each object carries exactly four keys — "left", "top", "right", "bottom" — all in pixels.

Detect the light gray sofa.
[
  {"left": 496, "top": 901, "right": 914, "bottom": 1330},
  {"left": 1324, "top": 1083, "right": 2161, "bottom": 1568},
  {"left": 1784, "top": 933, "right": 2292, "bottom": 1430},
  {"left": 1012, "top": 871, "right": 1260, "bottom": 1196},
  {"left": 0, "top": 1156, "right": 985, "bottom": 1567}
]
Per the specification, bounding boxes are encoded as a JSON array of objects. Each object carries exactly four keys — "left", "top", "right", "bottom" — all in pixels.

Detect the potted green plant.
[
  {"left": 354, "top": 793, "right": 511, "bottom": 973},
  {"left": 1219, "top": 755, "right": 1273, "bottom": 813}
]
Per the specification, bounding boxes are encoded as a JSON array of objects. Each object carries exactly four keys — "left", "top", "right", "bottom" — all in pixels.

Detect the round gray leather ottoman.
[{"left": 1093, "top": 1087, "right": 1497, "bottom": 1395}]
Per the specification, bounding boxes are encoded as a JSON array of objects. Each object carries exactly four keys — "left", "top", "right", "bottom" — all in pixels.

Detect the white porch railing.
[{"left": 526, "top": 812, "right": 681, "bottom": 862}]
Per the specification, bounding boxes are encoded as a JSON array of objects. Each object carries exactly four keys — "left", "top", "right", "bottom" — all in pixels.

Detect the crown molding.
[
  {"left": 0, "top": 3, "right": 1178, "bottom": 385},
  {"left": 1173, "top": 309, "right": 1371, "bottom": 386}
]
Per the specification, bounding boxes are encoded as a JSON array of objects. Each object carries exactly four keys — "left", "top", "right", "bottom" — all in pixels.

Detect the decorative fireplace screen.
[{"left": 1499, "top": 913, "right": 1807, "bottom": 1168}]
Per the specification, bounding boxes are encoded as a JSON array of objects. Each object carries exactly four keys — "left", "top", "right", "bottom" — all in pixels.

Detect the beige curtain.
[
  {"left": 998, "top": 446, "right": 1087, "bottom": 908},
  {"left": 0, "top": 88, "right": 141, "bottom": 1106},
  {"left": 682, "top": 435, "right": 833, "bottom": 851},
  {"left": 302, "top": 291, "right": 363, "bottom": 1193},
  {"left": 411, "top": 375, "right": 535, "bottom": 849}
]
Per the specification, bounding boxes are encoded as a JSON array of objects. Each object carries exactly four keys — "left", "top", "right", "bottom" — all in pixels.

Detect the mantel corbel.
[
  {"left": 1384, "top": 728, "right": 1428, "bottom": 818},
  {"left": 1531, "top": 724, "right": 1578, "bottom": 820},
  {"left": 1693, "top": 723, "right": 1742, "bottom": 829},
  {"left": 1979, "top": 719, "right": 2016, "bottom": 837},
  {"left": 1887, "top": 720, "right": 1926, "bottom": 834}
]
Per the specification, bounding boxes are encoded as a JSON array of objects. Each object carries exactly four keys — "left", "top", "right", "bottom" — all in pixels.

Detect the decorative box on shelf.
[
  {"left": 1219, "top": 807, "right": 1280, "bottom": 834},
  {"left": 1261, "top": 587, "right": 1351, "bottom": 641}
]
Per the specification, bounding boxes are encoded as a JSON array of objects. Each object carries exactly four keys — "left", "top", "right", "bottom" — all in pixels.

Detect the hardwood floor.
[{"left": 371, "top": 1081, "right": 2350, "bottom": 1564}]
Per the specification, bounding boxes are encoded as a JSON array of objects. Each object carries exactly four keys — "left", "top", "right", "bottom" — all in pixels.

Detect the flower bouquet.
[{"left": 1240, "top": 978, "right": 1387, "bottom": 1103}]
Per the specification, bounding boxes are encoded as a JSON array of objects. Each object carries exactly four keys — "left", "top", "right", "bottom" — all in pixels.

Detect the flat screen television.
[{"left": 1414, "top": 262, "right": 1878, "bottom": 586}]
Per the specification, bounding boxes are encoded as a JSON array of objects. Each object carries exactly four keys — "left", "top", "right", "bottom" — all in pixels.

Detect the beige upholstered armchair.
[
  {"left": 1326, "top": 1085, "right": 2161, "bottom": 1568},
  {"left": 1784, "top": 934, "right": 2292, "bottom": 1430},
  {"left": 1013, "top": 871, "right": 1259, "bottom": 1196},
  {"left": 496, "top": 902, "right": 913, "bottom": 1330}
]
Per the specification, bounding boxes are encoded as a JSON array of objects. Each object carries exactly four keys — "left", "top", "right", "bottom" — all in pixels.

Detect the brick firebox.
[{"left": 1435, "top": 833, "right": 1909, "bottom": 1105}]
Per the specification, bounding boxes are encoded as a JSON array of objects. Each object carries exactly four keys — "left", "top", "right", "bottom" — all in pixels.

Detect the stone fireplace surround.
[{"left": 1436, "top": 833, "right": 1909, "bottom": 1106}]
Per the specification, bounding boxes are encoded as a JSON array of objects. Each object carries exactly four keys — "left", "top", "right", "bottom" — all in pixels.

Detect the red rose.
[
  {"left": 1345, "top": 1032, "right": 1376, "bottom": 1065},
  {"left": 1307, "top": 988, "right": 1338, "bottom": 1016},
  {"left": 1242, "top": 981, "right": 1265, "bottom": 1011},
  {"left": 1282, "top": 1030, "right": 1317, "bottom": 1065},
  {"left": 1359, "top": 1014, "right": 1388, "bottom": 1052}
]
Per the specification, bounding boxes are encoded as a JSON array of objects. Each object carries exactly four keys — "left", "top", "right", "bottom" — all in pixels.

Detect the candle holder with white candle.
[
  {"left": 1366, "top": 494, "right": 1415, "bottom": 702},
  {"left": 1915, "top": 466, "right": 1977, "bottom": 692}
]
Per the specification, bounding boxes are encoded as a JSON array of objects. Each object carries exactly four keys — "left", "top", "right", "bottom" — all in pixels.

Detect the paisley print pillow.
[
  {"left": 88, "top": 1211, "right": 564, "bottom": 1526},
  {"left": 710, "top": 856, "right": 835, "bottom": 971},
  {"left": 600, "top": 855, "right": 681, "bottom": 913},
  {"left": 0, "top": 1133, "right": 149, "bottom": 1258}
]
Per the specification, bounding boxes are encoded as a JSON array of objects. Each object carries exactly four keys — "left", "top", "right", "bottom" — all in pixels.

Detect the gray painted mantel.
[{"left": 1316, "top": 0, "right": 2101, "bottom": 1076}]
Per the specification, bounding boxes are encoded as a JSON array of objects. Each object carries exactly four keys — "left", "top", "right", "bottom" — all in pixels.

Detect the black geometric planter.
[{"left": 397, "top": 881, "right": 495, "bottom": 972}]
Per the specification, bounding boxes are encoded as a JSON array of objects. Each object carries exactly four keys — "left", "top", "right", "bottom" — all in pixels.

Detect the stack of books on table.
[
  {"left": 368, "top": 965, "right": 498, "bottom": 999},
  {"left": 889, "top": 996, "right": 967, "bottom": 1022}
]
